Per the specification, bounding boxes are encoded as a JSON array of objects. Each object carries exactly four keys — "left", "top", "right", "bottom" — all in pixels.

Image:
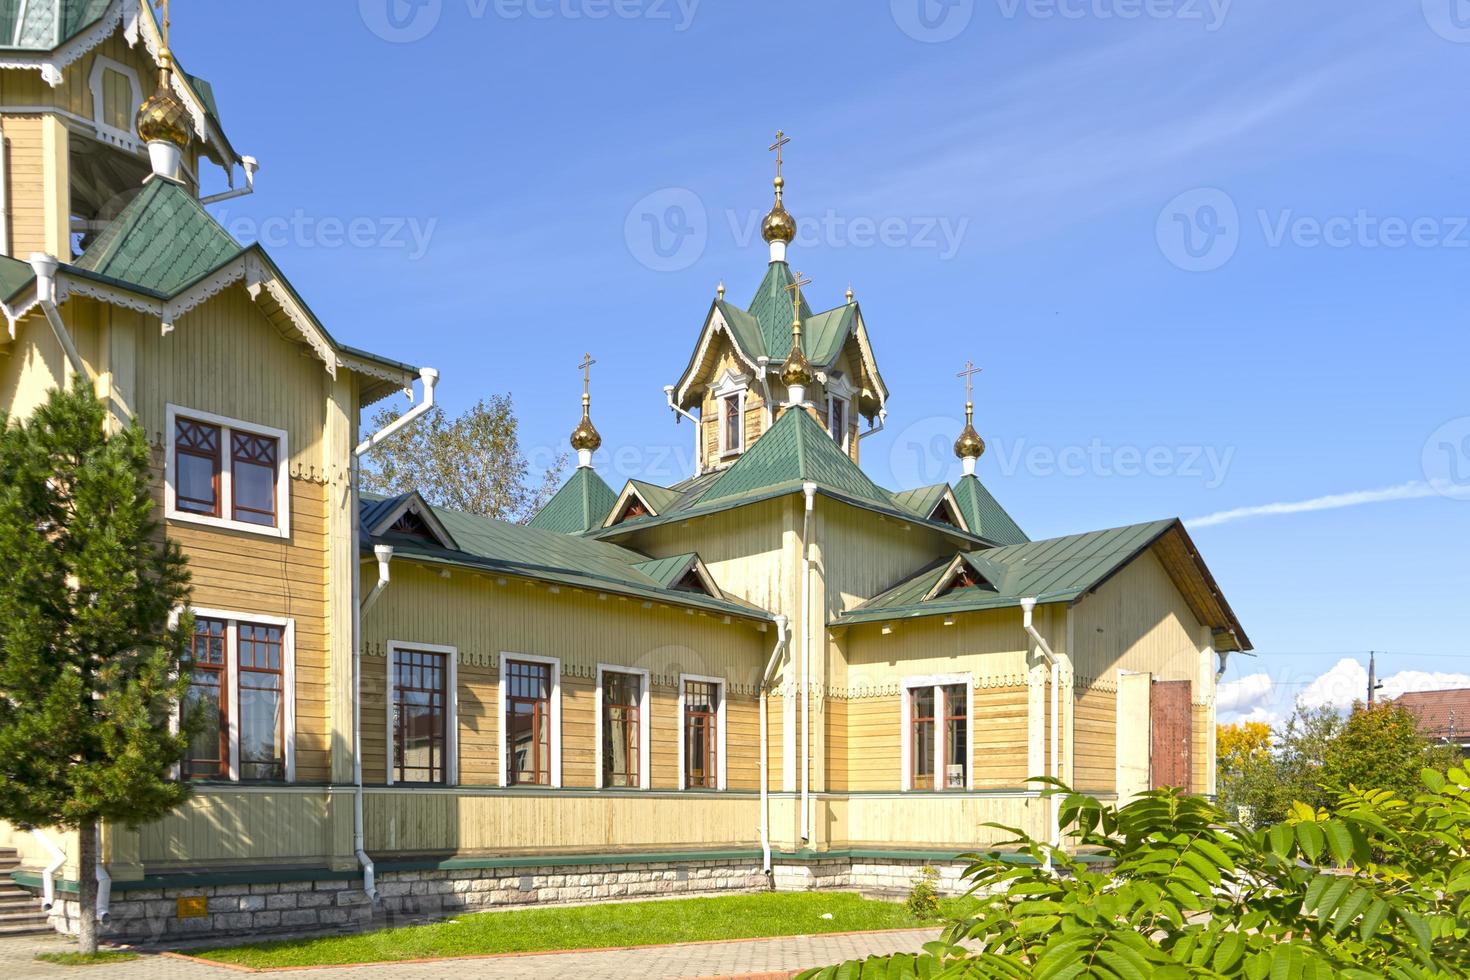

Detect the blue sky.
[{"left": 176, "top": 0, "right": 1470, "bottom": 723}]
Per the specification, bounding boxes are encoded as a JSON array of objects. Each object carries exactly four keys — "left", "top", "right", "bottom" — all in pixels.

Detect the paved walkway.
[{"left": 2, "top": 928, "right": 932, "bottom": 978}]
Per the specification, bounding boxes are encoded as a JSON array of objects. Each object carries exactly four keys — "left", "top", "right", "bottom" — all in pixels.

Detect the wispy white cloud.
[
  {"left": 1187, "top": 481, "right": 1440, "bottom": 528},
  {"left": 1218, "top": 672, "right": 1278, "bottom": 725}
]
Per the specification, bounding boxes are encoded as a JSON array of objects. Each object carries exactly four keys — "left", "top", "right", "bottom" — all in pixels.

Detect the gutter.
[
  {"left": 30, "top": 829, "right": 65, "bottom": 911},
  {"left": 759, "top": 616, "right": 791, "bottom": 875},
  {"left": 855, "top": 408, "right": 887, "bottom": 444},
  {"left": 800, "top": 481, "right": 817, "bottom": 843},
  {"left": 351, "top": 367, "right": 439, "bottom": 902},
  {"left": 1020, "top": 598, "right": 1062, "bottom": 867},
  {"left": 359, "top": 545, "right": 394, "bottom": 617},
  {"left": 756, "top": 357, "right": 775, "bottom": 426},
  {"left": 93, "top": 825, "right": 110, "bottom": 924},
  {"left": 198, "top": 156, "right": 260, "bottom": 206}
]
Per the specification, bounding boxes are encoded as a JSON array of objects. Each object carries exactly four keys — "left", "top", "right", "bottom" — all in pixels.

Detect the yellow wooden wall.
[
  {"left": 829, "top": 794, "right": 1049, "bottom": 849},
  {"left": 135, "top": 790, "right": 336, "bottom": 870},
  {"left": 0, "top": 114, "right": 48, "bottom": 257}
]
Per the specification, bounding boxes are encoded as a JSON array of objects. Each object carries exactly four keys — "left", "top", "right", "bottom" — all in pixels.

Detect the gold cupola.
[
  {"left": 953, "top": 362, "right": 986, "bottom": 475},
  {"left": 780, "top": 270, "right": 815, "bottom": 405},
  {"left": 136, "top": 5, "right": 192, "bottom": 180},
  {"left": 570, "top": 353, "right": 602, "bottom": 468},
  {"left": 761, "top": 130, "right": 797, "bottom": 262}
]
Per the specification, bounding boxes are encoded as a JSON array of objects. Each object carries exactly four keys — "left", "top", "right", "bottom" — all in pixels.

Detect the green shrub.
[
  {"left": 904, "top": 865, "right": 941, "bottom": 920},
  {"left": 801, "top": 768, "right": 1470, "bottom": 978}
]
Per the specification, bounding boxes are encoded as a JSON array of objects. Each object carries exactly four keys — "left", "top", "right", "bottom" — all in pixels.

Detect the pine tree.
[{"left": 0, "top": 378, "right": 194, "bottom": 953}]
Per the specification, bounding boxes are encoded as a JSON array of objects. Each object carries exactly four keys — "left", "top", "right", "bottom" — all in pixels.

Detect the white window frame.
[
  {"left": 900, "top": 673, "right": 974, "bottom": 792},
  {"left": 595, "top": 664, "right": 651, "bottom": 790},
  {"left": 677, "top": 673, "right": 728, "bottom": 791},
  {"left": 88, "top": 55, "right": 144, "bottom": 149},
  {"left": 825, "top": 372, "right": 854, "bottom": 452},
  {"left": 711, "top": 370, "right": 749, "bottom": 458},
  {"left": 185, "top": 607, "right": 296, "bottom": 784},
  {"left": 165, "top": 404, "right": 291, "bottom": 540},
  {"left": 498, "top": 653, "right": 562, "bottom": 788},
  {"left": 384, "top": 641, "right": 459, "bottom": 787}
]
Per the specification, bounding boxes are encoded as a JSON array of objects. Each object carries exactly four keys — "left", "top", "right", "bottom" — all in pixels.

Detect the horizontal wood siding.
[{"left": 1074, "top": 685, "right": 1116, "bottom": 794}]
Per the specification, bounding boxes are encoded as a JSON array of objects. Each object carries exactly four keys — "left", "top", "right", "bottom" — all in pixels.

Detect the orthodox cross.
[
  {"left": 769, "top": 129, "right": 791, "bottom": 183},
  {"left": 578, "top": 353, "right": 596, "bottom": 403},
  {"left": 784, "top": 270, "right": 812, "bottom": 327},
  {"left": 157, "top": 0, "right": 171, "bottom": 47},
  {"left": 957, "top": 361, "right": 982, "bottom": 409}
]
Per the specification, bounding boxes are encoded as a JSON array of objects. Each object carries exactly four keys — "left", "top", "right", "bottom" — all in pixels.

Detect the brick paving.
[{"left": 1, "top": 927, "right": 933, "bottom": 978}]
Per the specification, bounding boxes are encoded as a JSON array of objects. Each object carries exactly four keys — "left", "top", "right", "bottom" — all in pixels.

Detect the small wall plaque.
[{"left": 176, "top": 896, "right": 208, "bottom": 919}]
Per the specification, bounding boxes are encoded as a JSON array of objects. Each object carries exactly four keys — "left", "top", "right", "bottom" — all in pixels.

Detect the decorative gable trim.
[
  {"left": 672, "top": 303, "right": 763, "bottom": 410},
  {"left": 671, "top": 555, "right": 725, "bottom": 601},
  {"left": 922, "top": 555, "right": 998, "bottom": 602},
  {"left": 368, "top": 492, "right": 458, "bottom": 551},
  {"left": 927, "top": 489, "right": 969, "bottom": 532},
  {"left": 605, "top": 482, "right": 661, "bottom": 527}
]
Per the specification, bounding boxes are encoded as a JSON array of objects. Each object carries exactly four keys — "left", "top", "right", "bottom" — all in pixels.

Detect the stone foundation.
[{"left": 37, "top": 855, "right": 974, "bottom": 942}]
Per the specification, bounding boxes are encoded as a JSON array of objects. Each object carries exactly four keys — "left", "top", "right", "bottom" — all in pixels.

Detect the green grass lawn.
[
  {"left": 196, "top": 891, "right": 963, "bottom": 969},
  {"left": 34, "top": 951, "right": 140, "bottom": 967}
]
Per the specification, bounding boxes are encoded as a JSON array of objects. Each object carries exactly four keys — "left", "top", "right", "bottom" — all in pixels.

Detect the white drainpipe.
[
  {"left": 350, "top": 367, "right": 439, "bottom": 902},
  {"left": 93, "top": 825, "right": 110, "bottom": 923},
  {"left": 759, "top": 616, "right": 791, "bottom": 875},
  {"left": 799, "top": 482, "right": 817, "bottom": 843},
  {"left": 30, "top": 254, "right": 87, "bottom": 380},
  {"left": 663, "top": 385, "right": 703, "bottom": 476},
  {"left": 359, "top": 545, "right": 395, "bottom": 617},
  {"left": 856, "top": 408, "right": 887, "bottom": 444},
  {"left": 30, "top": 829, "right": 65, "bottom": 911},
  {"left": 1020, "top": 598, "right": 1062, "bottom": 865},
  {"left": 756, "top": 357, "right": 775, "bottom": 426},
  {"left": 198, "top": 156, "right": 260, "bottom": 206}
]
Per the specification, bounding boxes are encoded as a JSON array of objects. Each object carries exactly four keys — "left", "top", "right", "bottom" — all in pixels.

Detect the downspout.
[
  {"left": 351, "top": 367, "right": 439, "bottom": 902},
  {"left": 759, "top": 616, "right": 791, "bottom": 876},
  {"left": 855, "top": 408, "right": 887, "bottom": 444},
  {"left": 1020, "top": 598, "right": 1061, "bottom": 864},
  {"left": 31, "top": 254, "right": 87, "bottom": 379},
  {"left": 799, "top": 482, "right": 817, "bottom": 843},
  {"left": 756, "top": 358, "right": 775, "bottom": 426},
  {"left": 93, "top": 825, "right": 110, "bottom": 924},
  {"left": 198, "top": 156, "right": 260, "bottom": 206},
  {"left": 1, "top": 133, "right": 10, "bottom": 256},
  {"left": 359, "top": 545, "right": 394, "bottom": 617},
  {"left": 30, "top": 829, "right": 64, "bottom": 911},
  {"left": 663, "top": 384, "right": 703, "bottom": 475}
]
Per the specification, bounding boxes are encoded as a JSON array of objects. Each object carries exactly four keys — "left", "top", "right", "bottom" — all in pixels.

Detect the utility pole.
[{"left": 1367, "top": 651, "right": 1380, "bottom": 707}]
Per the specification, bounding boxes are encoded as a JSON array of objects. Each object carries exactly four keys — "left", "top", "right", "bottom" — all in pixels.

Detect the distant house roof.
[{"left": 1394, "top": 689, "right": 1470, "bottom": 743}]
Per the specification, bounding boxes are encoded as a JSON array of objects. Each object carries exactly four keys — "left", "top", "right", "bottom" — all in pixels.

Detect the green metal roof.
[
  {"left": 528, "top": 467, "right": 617, "bottom": 535},
  {"left": 630, "top": 552, "right": 700, "bottom": 589},
  {"left": 363, "top": 493, "right": 770, "bottom": 622},
  {"left": 626, "top": 479, "right": 683, "bottom": 515},
  {"left": 74, "top": 177, "right": 244, "bottom": 296},
  {"left": 836, "top": 519, "right": 1179, "bottom": 626},
  {"left": 891, "top": 483, "right": 950, "bottom": 522},
  {"left": 700, "top": 407, "right": 894, "bottom": 509},
  {"left": 0, "top": 254, "right": 34, "bottom": 300},
  {"left": 953, "top": 475, "right": 1029, "bottom": 546},
  {"left": 0, "top": 0, "right": 110, "bottom": 50}
]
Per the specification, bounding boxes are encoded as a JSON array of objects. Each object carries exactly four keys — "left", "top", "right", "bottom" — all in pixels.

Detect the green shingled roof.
[
  {"left": 0, "top": 0, "right": 110, "bottom": 50},
  {"left": 363, "top": 493, "right": 768, "bottom": 622},
  {"left": 74, "top": 177, "right": 244, "bottom": 296},
  {"left": 953, "top": 475, "right": 1029, "bottom": 546},
  {"left": 745, "top": 262, "right": 813, "bottom": 359},
  {"left": 837, "top": 519, "right": 1178, "bottom": 626},
  {"left": 528, "top": 467, "right": 617, "bottom": 534},
  {"left": 701, "top": 407, "right": 894, "bottom": 509}
]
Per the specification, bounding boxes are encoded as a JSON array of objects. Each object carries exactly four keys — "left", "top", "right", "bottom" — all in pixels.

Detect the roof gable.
[
  {"left": 952, "top": 475, "right": 1028, "bottom": 546},
  {"left": 528, "top": 467, "right": 617, "bottom": 534},
  {"left": 631, "top": 552, "right": 724, "bottom": 599},
  {"left": 74, "top": 177, "right": 244, "bottom": 296},
  {"left": 362, "top": 491, "right": 458, "bottom": 550},
  {"left": 700, "top": 406, "right": 893, "bottom": 509}
]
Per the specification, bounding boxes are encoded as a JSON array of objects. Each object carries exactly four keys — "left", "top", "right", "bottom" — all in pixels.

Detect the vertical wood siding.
[{"left": 136, "top": 791, "right": 334, "bottom": 868}]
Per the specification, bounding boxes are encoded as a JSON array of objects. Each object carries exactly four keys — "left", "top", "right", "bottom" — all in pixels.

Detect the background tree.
[
  {"left": 0, "top": 379, "right": 194, "bottom": 953},
  {"left": 361, "top": 396, "right": 566, "bottom": 524}
]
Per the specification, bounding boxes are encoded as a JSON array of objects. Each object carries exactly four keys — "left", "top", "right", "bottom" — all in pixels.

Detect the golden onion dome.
[
  {"left": 136, "top": 55, "right": 192, "bottom": 150},
  {"left": 780, "top": 342, "right": 814, "bottom": 389},
  {"left": 570, "top": 411, "right": 602, "bottom": 453},
  {"left": 761, "top": 177, "right": 797, "bottom": 245},
  {"left": 954, "top": 421, "right": 986, "bottom": 461}
]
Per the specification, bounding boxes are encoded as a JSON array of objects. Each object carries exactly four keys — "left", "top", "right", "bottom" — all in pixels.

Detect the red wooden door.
[{"left": 1150, "top": 680, "right": 1193, "bottom": 790}]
